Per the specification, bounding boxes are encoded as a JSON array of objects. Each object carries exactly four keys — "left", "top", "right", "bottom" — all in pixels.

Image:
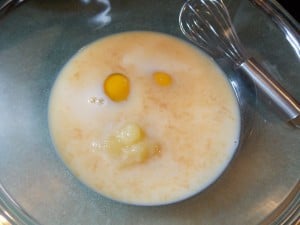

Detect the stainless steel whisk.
[{"left": 179, "top": 0, "right": 300, "bottom": 127}]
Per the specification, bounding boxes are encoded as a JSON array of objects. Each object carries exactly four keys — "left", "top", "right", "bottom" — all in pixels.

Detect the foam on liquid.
[{"left": 48, "top": 31, "right": 240, "bottom": 205}]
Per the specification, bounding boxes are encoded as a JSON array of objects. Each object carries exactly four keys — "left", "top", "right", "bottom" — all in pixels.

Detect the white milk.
[{"left": 48, "top": 31, "right": 240, "bottom": 205}]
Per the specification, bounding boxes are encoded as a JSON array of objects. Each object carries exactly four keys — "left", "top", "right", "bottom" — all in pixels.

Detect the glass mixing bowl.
[{"left": 0, "top": 0, "right": 299, "bottom": 224}]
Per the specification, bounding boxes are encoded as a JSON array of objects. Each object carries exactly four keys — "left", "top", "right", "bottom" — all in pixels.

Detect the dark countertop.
[{"left": 276, "top": 0, "right": 299, "bottom": 23}]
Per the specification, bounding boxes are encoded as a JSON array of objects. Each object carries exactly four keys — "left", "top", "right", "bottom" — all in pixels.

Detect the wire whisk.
[
  {"left": 179, "top": 0, "right": 300, "bottom": 127},
  {"left": 179, "top": 0, "right": 245, "bottom": 65}
]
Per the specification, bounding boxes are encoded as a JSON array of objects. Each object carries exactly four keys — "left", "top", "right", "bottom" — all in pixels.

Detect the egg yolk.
[
  {"left": 153, "top": 71, "right": 172, "bottom": 86},
  {"left": 104, "top": 73, "right": 130, "bottom": 102}
]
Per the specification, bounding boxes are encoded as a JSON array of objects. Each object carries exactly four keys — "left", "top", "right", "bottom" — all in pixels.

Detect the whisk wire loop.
[
  {"left": 180, "top": 0, "right": 246, "bottom": 65},
  {"left": 209, "top": 0, "right": 246, "bottom": 59}
]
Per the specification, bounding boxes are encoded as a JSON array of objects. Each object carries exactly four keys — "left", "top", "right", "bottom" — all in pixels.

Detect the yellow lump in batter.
[{"left": 102, "top": 123, "right": 160, "bottom": 166}]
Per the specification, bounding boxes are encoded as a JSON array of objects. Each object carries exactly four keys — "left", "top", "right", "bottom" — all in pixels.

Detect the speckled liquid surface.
[{"left": 48, "top": 31, "right": 240, "bottom": 205}]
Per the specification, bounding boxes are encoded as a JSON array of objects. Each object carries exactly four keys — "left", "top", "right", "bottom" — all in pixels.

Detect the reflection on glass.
[
  {"left": 80, "top": 0, "right": 111, "bottom": 27},
  {"left": 0, "top": 214, "right": 11, "bottom": 225}
]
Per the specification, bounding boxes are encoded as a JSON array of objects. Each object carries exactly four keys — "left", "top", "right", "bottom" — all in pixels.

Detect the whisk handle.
[{"left": 239, "top": 57, "right": 300, "bottom": 127}]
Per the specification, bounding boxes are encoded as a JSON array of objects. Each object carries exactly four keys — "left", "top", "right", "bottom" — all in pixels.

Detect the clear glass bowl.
[{"left": 0, "top": 0, "right": 299, "bottom": 225}]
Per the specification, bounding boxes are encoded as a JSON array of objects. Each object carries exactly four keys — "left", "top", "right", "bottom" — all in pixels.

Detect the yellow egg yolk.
[
  {"left": 153, "top": 71, "right": 172, "bottom": 86},
  {"left": 104, "top": 73, "right": 130, "bottom": 102}
]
